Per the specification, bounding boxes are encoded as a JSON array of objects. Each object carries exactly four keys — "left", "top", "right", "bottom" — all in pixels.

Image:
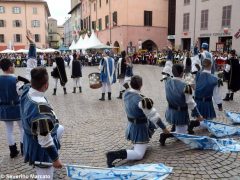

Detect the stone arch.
[
  {"left": 142, "top": 40, "right": 158, "bottom": 51},
  {"left": 113, "top": 41, "right": 120, "bottom": 53}
]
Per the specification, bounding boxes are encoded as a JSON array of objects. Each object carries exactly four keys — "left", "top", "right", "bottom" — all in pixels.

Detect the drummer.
[{"left": 99, "top": 50, "right": 116, "bottom": 101}]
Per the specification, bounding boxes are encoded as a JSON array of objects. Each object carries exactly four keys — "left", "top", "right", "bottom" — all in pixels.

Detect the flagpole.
[{"left": 34, "top": 161, "right": 173, "bottom": 174}]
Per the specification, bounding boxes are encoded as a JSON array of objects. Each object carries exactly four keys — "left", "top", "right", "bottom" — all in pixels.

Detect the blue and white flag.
[
  {"left": 173, "top": 133, "right": 240, "bottom": 153},
  {"left": 203, "top": 120, "right": 240, "bottom": 137},
  {"left": 225, "top": 111, "right": 240, "bottom": 124},
  {"left": 66, "top": 163, "right": 173, "bottom": 180}
]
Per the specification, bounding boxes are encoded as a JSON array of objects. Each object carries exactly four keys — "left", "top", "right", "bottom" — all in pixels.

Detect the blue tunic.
[
  {"left": 124, "top": 91, "right": 154, "bottom": 144},
  {"left": 20, "top": 86, "right": 60, "bottom": 165},
  {"left": 165, "top": 78, "right": 190, "bottom": 126},
  {"left": 100, "top": 57, "right": 116, "bottom": 84},
  {"left": 125, "top": 65, "right": 133, "bottom": 77},
  {"left": 0, "top": 75, "right": 20, "bottom": 121},
  {"left": 193, "top": 72, "right": 218, "bottom": 119}
]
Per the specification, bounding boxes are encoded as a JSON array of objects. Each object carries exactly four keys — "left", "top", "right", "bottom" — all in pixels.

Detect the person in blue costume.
[
  {"left": 200, "top": 43, "right": 215, "bottom": 74},
  {"left": 159, "top": 64, "right": 203, "bottom": 146},
  {"left": 26, "top": 30, "right": 37, "bottom": 80},
  {"left": 99, "top": 49, "right": 116, "bottom": 101},
  {"left": 106, "top": 75, "right": 169, "bottom": 168},
  {"left": 0, "top": 59, "right": 29, "bottom": 158},
  {"left": 188, "top": 54, "right": 223, "bottom": 134},
  {"left": 21, "top": 67, "right": 64, "bottom": 179}
]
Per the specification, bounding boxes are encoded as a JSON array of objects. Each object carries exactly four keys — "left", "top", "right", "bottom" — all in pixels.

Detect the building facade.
[
  {"left": 175, "top": 0, "right": 240, "bottom": 53},
  {"left": 0, "top": 0, "right": 50, "bottom": 50},
  {"left": 63, "top": 17, "right": 73, "bottom": 47},
  {"left": 48, "top": 18, "right": 64, "bottom": 49},
  {"left": 69, "top": 0, "right": 168, "bottom": 52}
]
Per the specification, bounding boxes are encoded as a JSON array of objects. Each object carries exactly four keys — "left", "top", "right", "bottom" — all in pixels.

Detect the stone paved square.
[{"left": 1, "top": 65, "right": 240, "bottom": 179}]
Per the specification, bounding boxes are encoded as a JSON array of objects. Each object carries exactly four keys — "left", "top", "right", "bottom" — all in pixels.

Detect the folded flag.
[
  {"left": 225, "top": 111, "right": 240, "bottom": 124},
  {"left": 66, "top": 163, "right": 173, "bottom": 180},
  {"left": 173, "top": 133, "right": 240, "bottom": 153},
  {"left": 203, "top": 120, "right": 240, "bottom": 137}
]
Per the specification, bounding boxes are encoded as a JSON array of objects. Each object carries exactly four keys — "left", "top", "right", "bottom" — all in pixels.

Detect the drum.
[{"left": 88, "top": 72, "right": 102, "bottom": 89}]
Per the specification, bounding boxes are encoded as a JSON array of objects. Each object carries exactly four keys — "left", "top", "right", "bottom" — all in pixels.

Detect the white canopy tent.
[
  {"left": 16, "top": 49, "right": 28, "bottom": 53},
  {"left": 43, "top": 48, "right": 58, "bottom": 53},
  {"left": 36, "top": 48, "right": 44, "bottom": 53},
  {"left": 69, "top": 40, "right": 76, "bottom": 50},
  {"left": 82, "top": 31, "right": 104, "bottom": 49},
  {"left": 0, "top": 49, "right": 15, "bottom": 54},
  {"left": 77, "top": 34, "right": 89, "bottom": 50},
  {"left": 73, "top": 36, "right": 84, "bottom": 50}
]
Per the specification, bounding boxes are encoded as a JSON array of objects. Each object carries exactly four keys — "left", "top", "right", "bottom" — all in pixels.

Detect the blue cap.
[
  {"left": 28, "top": 43, "right": 36, "bottom": 59},
  {"left": 201, "top": 43, "right": 208, "bottom": 50},
  {"left": 104, "top": 49, "right": 110, "bottom": 55}
]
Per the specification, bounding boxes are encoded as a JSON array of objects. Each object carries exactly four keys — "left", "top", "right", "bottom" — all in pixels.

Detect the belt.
[
  {"left": 168, "top": 104, "right": 188, "bottom": 111},
  {"left": 194, "top": 97, "right": 212, "bottom": 102},
  {"left": 128, "top": 117, "right": 147, "bottom": 124}
]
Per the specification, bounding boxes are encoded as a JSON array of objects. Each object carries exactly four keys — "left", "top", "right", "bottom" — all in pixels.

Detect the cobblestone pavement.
[{"left": 0, "top": 65, "right": 240, "bottom": 179}]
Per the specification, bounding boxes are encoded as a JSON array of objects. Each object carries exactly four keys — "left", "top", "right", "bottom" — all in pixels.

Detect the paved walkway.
[{"left": 0, "top": 65, "right": 240, "bottom": 179}]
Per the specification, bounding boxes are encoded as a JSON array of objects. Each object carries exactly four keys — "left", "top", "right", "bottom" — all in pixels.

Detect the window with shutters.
[
  {"left": 222, "top": 5, "right": 231, "bottom": 27},
  {"left": 32, "top": 20, "right": 40, "bottom": 27},
  {"left": 201, "top": 10, "right": 208, "bottom": 30},
  {"left": 184, "top": 0, "right": 190, "bottom": 5},
  {"left": 33, "top": 8, "right": 37, "bottom": 14},
  {"left": 35, "top": 34, "right": 40, "bottom": 42},
  {"left": 0, "top": 20, "right": 5, "bottom": 27},
  {"left": 0, "top": 34, "right": 4, "bottom": 42},
  {"left": 105, "top": 15, "right": 109, "bottom": 28},
  {"left": 113, "top": 11, "right": 117, "bottom": 26},
  {"left": 106, "top": 0, "right": 108, "bottom": 4},
  {"left": 14, "top": 34, "right": 22, "bottom": 42},
  {"left": 0, "top": 6, "right": 5, "bottom": 13},
  {"left": 144, "top": 11, "right": 152, "bottom": 26},
  {"left": 183, "top": 13, "right": 190, "bottom": 31},
  {"left": 98, "top": 18, "right": 102, "bottom": 30},
  {"left": 12, "top": 7, "right": 21, "bottom": 14},
  {"left": 92, "top": 21, "right": 96, "bottom": 30},
  {"left": 99, "top": 0, "right": 101, "bottom": 8},
  {"left": 13, "top": 20, "right": 22, "bottom": 27}
]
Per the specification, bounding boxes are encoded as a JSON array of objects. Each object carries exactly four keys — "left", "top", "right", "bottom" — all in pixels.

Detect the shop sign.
[{"left": 200, "top": 32, "right": 231, "bottom": 37}]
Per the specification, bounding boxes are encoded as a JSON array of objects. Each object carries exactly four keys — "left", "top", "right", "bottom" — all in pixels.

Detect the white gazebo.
[{"left": 69, "top": 40, "right": 76, "bottom": 50}]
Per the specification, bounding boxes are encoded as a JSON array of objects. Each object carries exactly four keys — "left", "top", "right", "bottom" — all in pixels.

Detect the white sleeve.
[
  {"left": 213, "top": 85, "right": 222, "bottom": 105},
  {"left": 185, "top": 94, "right": 197, "bottom": 110},
  {"left": 38, "top": 133, "right": 54, "bottom": 148},
  {"left": 52, "top": 62, "right": 56, "bottom": 68},
  {"left": 138, "top": 101, "right": 161, "bottom": 128},
  {"left": 225, "top": 64, "right": 231, "bottom": 73}
]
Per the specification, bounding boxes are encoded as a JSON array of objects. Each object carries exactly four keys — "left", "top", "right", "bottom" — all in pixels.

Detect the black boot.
[
  {"left": 108, "top": 92, "right": 111, "bottom": 100},
  {"left": 159, "top": 133, "right": 174, "bottom": 146},
  {"left": 72, "top": 87, "right": 76, "bottom": 93},
  {"left": 229, "top": 93, "right": 234, "bottom": 101},
  {"left": 63, "top": 88, "right": 67, "bottom": 95},
  {"left": 20, "top": 142, "right": 23, "bottom": 156},
  {"left": 79, "top": 87, "right": 82, "bottom": 93},
  {"left": 9, "top": 143, "right": 19, "bottom": 158},
  {"left": 52, "top": 88, "right": 56, "bottom": 95},
  {"left": 99, "top": 93, "right": 105, "bottom": 101},
  {"left": 106, "top": 149, "right": 127, "bottom": 168},
  {"left": 117, "top": 91, "right": 123, "bottom": 99},
  {"left": 223, "top": 93, "right": 230, "bottom": 101},
  {"left": 188, "top": 120, "right": 200, "bottom": 134}
]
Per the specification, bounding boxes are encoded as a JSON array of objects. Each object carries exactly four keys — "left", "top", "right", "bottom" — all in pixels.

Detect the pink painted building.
[
  {"left": 0, "top": 0, "right": 50, "bottom": 51},
  {"left": 70, "top": 0, "right": 168, "bottom": 52}
]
